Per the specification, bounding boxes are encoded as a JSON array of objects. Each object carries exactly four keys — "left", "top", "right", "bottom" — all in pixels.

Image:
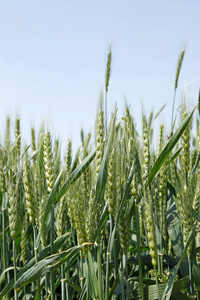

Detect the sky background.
[{"left": 0, "top": 0, "right": 200, "bottom": 156}]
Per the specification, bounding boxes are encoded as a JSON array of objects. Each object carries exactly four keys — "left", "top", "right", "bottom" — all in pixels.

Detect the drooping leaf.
[
  {"left": 55, "top": 148, "right": 96, "bottom": 203},
  {"left": 127, "top": 254, "right": 177, "bottom": 269},
  {"left": 14, "top": 244, "right": 85, "bottom": 289},
  {"left": 192, "top": 208, "right": 200, "bottom": 223},
  {"left": 147, "top": 107, "right": 195, "bottom": 185},
  {"left": 191, "top": 151, "right": 200, "bottom": 176},
  {"left": 154, "top": 103, "right": 167, "bottom": 119},
  {"left": 95, "top": 201, "right": 109, "bottom": 239},
  {"left": 0, "top": 232, "right": 70, "bottom": 298},
  {"left": 87, "top": 251, "right": 99, "bottom": 299},
  {"left": 0, "top": 226, "right": 9, "bottom": 241},
  {"left": 54, "top": 252, "right": 80, "bottom": 292},
  {"left": 108, "top": 273, "right": 120, "bottom": 299},
  {"left": 171, "top": 292, "right": 193, "bottom": 300},
  {"left": 167, "top": 147, "right": 182, "bottom": 165},
  {"left": 70, "top": 145, "right": 81, "bottom": 173},
  {"left": 36, "top": 170, "right": 63, "bottom": 247},
  {"left": 191, "top": 251, "right": 200, "bottom": 289},
  {"left": 29, "top": 149, "right": 40, "bottom": 161},
  {"left": 62, "top": 279, "right": 82, "bottom": 294},
  {"left": 39, "top": 143, "right": 44, "bottom": 173},
  {"left": 79, "top": 283, "right": 87, "bottom": 300},
  {"left": 161, "top": 221, "right": 196, "bottom": 300},
  {"left": 167, "top": 181, "right": 176, "bottom": 198},
  {"left": 167, "top": 195, "right": 189, "bottom": 278},
  {"left": 124, "top": 277, "right": 189, "bottom": 300}
]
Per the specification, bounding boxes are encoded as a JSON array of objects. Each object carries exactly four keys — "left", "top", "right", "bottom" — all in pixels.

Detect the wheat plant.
[{"left": 0, "top": 49, "right": 200, "bottom": 300}]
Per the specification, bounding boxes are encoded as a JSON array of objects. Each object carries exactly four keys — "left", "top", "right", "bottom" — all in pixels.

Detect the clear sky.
[{"left": 0, "top": 0, "right": 200, "bottom": 155}]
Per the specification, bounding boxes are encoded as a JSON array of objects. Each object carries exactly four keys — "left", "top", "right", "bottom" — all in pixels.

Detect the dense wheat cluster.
[{"left": 0, "top": 50, "right": 200, "bottom": 300}]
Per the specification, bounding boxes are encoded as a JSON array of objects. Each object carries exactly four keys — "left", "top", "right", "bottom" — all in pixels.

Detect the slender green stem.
[
  {"left": 188, "top": 256, "right": 193, "bottom": 295},
  {"left": 2, "top": 196, "right": 8, "bottom": 280},
  {"left": 105, "top": 251, "right": 110, "bottom": 300},
  {"left": 155, "top": 268, "right": 161, "bottom": 300},
  {"left": 13, "top": 240, "right": 18, "bottom": 300},
  {"left": 114, "top": 238, "right": 117, "bottom": 279},
  {"left": 105, "top": 92, "right": 107, "bottom": 135},
  {"left": 171, "top": 89, "right": 177, "bottom": 136},
  {"left": 45, "top": 274, "right": 49, "bottom": 299},
  {"left": 105, "top": 214, "right": 112, "bottom": 300},
  {"left": 135, "top": 204, "right": 144, "bottom": 300},
  {"left": 186, "top": 171, "right": 188, "bottom": 187},
  {"left": 66, "top": 268, "right": 69, "bottom": 300},
  {"left": 160, "top": 202, "right": 163, "bottom": 281},
  {"left": 85, "top": 256, "right": 90, "bottom": 300},
  {"left": 61, "top": 264, "right": 65, "bottom": 300},
  {"left": 23, "top": 286, "right": 26, "bottom": 298},
  {"left": 125, "top": 255, "right": 130, "bottom": 300},
  {"left": 33, "top": 225, "right": 41, "bottom": 300},
  {"left": 50, "top": 205, "right": 56, "bottom": 300},
  {"left": 2, "top": 195, "right": 10, "bottom": 299},
  {"left": 97, "top": 239, "right": 103, "bottom": 300},
  {"left": 120, "top": 251, "right": 125, "bottom": 300},
  {"left": 50, "top": 267, "right": 55, "bottom": 298}
]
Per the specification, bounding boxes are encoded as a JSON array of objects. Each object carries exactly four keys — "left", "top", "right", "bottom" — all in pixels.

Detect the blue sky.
[{"left": 0, "top": 1, "right": 200, "bottom": 155}]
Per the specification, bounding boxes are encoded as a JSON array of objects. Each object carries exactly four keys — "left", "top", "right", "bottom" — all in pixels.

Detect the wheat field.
[{"left": 0, "top": 49, "right": 200, "bottom": 300}]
